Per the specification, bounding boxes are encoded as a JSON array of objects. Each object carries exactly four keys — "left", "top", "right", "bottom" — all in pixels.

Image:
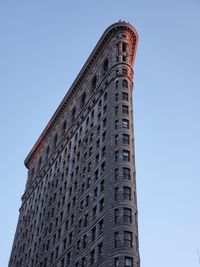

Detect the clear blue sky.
[{"left": 0, "top": 1, "right": 200, "bottom": 267}]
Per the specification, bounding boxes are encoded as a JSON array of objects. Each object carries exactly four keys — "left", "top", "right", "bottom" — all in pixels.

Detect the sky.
[{"left": 0, "top": 1, "right": 200, "bottom": 266}]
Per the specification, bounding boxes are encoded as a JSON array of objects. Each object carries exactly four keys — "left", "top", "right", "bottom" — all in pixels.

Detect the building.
[{"left": 9, "top": 21, "right": 139, "bottom": 267}]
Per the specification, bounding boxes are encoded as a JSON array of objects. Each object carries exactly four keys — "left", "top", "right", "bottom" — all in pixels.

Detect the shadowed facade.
[{"left": 9, "top": 22, "right": 139, "bottom": 267}]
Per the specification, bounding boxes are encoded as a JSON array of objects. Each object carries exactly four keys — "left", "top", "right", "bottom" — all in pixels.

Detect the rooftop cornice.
[{"left": 24, "top": 21, "right": 138, "bottom": 168}]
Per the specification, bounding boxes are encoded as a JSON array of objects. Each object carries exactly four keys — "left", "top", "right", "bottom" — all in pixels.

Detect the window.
[
  {"left": 93, "top": 206, "right": 97, "bottom": 219},
  {"left": 98, "top": 242, "right": 103, "bottom": 257},
  {"left": 115, "top": 187, "right": 119, "bottom": 201},
  {"left": 81, "top": 92, "right": 86, "bottom": 108},
  {"left": 123, "top": 187, "right": 131, "bottom": 200},
  {"left": 99, "top": 219, "right": 103, "bottom": 234},
  {"left": 115, "top": 135, "right": 119, "bottom": 145},
  {"left": 123, "top": 167, "right": 130, "bottom": 180},
  {"left": 122, "top": 68, "right": 128, "bottom": 75},
  {"left": 122, "top": 92, "right": 128, "bottom": 101},
  {"left": 91, "top": 250, "right": 95, "bottom": 265},
  {"left": 115, "top": 119, "right": 119, "bottom": 129},
  {"left": 115, "top": 168, "right": 119, "bottom": 180},
  {"left": 122, "top": 119, "right": 129, "bottom": 129},
  {"left": 123, "top": 150, "right": 130, "bottom": 161},
  {"left": 102, "top": 131, "right": 106, "bottom": 141},
  {"left": 125, "top": 257, "right": 133, "bottom": 267},
  {"left": 122, "top": 42, "right": 127, "bottom": 52},
  {"left": 122, "top": 105, "right": 129, "bottom": 115},
  {"left": 115, "top": 93, "right": 119, "bottom": 101},
  {"left": 115, "top": 258, "right": 120, "bottom": 267},
  {"left": 115, "top": 151, "right": 119, "bottom": 162},
  {"left": 114, "top": 232, "right": 120, "bottom": 248},
  {"left": 102, "top": 58, "right": 108, "bottom": 76},
  {"left": 92, "top": 75, "right": 97, "bottom": 91},
  {"left": 124, "top": 208, "right": 132, "bottom": 223},
  {"left": 115, "top": 106, "right": 119, "bottom": 115},
  {"left": 99, "top": 198, "right": 104, "bottom": 212},
  {"left": 81, "top": 257, "right": 86, "bottom": 267},
  {"left": 115, "top": 80, "right": 119, "bottom": 89},
  {"left": 122, "top": 79, "right": 128, "bottom": 88},
  {"left": 72, "top": 107, "right": 76, "bottom": 121},
  {"left": 104, "top": 92, "right": 107, "bottom": 102},
  {"left": 92, "top": 227, "right": 96, "bottom": 241},
  {"left": 83, "top": 234, "right": 87, "bottom": 248},
  {"left": 123, "top": 134, "right": 129, "bottom": 144},
  {"left": 115, "top": 209, "right": 119, "bottom": 223},
  {"left": 124, "top": 231, "right": 132, "bottom": 247}
]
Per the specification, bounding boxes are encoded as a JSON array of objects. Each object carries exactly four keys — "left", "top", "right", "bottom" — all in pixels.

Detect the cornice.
[{"left": 24, "top": 21, "right": 138, "bottom": 169}]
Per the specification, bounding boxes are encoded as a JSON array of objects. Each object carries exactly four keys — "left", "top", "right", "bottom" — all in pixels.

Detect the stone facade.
[{"left": 9, "top": 22, "right": 139, "bottom": 267}]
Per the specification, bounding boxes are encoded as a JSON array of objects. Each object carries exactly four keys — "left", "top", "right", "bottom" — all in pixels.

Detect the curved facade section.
[{"left": 9, "top": 22, "right": 139, "bottom": 267}]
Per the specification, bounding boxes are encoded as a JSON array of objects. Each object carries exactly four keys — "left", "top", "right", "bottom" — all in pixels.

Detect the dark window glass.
[
  {"left": 122, "top": 105, "right": 129, "bottom": 114},
  {"left": 122, "top": 92, "right": 129, "bottom": 101},
  {"left": 115, "top": 209, "right": 120, "bottom": 223},
  {"left": 122, "top": 79, "right": 128, "bottom": 88},
  {"left": 123, "top": 167, "right": 130, "bottom": 180},
  {"left": 124, "top": 231, "right": 132, "bottom": 247},
  {"left": 123, "top": 150, "right": 130, "bottom": 161},
  {"left": 124, "top": 208, "right": 132, "bottom": 223},
  {"left": 123, "top": 187, "right": 131, "bottom": 200},
  {"left": 125, "top": 257, "right": 133, "bottom": 267},
  {"left": 123, "top": 134, "right": 129, "bottom": 144},
  {"left": 114, "top": 232, "right": 120, "bottom": 248},
  {"left": 122, "top": 119, "right": 129, "bottom": 129}
]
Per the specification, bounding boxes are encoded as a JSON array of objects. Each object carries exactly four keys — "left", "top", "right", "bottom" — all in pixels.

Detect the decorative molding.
[{"left": 24, "top": 22, "right": 138, "bottom": 169}]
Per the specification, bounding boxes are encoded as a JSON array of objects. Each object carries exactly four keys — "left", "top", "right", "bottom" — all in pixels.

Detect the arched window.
[
  {"left": 91, "top": 75, "right": 97, "bottom": 91},
  {"left": 102, "top": 58, "right": 108, "bottom": 76},
  {"left": 122, "top": 79, "right": 128, "bottom": 89}
]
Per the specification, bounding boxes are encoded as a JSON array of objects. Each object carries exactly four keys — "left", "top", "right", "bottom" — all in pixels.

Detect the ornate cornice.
[{"left": 24, "top": 21, "right": 138, "bottom": 168}]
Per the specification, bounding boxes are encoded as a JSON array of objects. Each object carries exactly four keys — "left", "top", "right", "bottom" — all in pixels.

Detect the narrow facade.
[{"left": 9, "top": 22, "right": 139, "bottom": 267}]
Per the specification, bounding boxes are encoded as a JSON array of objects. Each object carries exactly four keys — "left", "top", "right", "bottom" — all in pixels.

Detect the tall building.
[{"left": 9, "top": 21, "right": 139, "bottom": 267}]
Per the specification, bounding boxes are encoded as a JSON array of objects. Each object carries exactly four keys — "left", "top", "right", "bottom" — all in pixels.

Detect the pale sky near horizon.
[{"left": 0, "top": 1, "right": 200, "bottom": 267}]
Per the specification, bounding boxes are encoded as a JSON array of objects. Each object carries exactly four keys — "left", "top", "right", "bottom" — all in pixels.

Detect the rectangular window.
[
  {"left": 115, "top": 135, "right": 119, "bottom": 145},
  {"left": 115, "top": 208, "right": 119, "bottom": 223},
  {"left": 123, "top": 134, "right": 129, "bottom": 144},
  {"left": 123, "top": 167, "right": 130, "bottom": 180},
  {"left": 99, "top": 219, "right": 103, "bottom": 234},
  {"left": 123, "top": 187, "right": 131, "bottom": 200},
  {"left": 124, "top": 231, "right": 132, "bottom": 247},
  {"left": 115, "top": 120, "right": 119, "bottom": 129},
  {"left": 125, "top": 257, "right": 133, "bottom": 267},
  {"left": 115, "top": 93, "right": 119, "bottom": 101},
  {"left": 91, "top": 250, "right": 95, "bottom": 265},
  {"left": 124, "top": 208, "right": 132, "bottom": 223},
  {"left": 115, "top": 151, "right": 119, "bottom": 162},
  {"left": 122, "top": 92, "right": 129, "bottom": 101},
  {"left": 98, "top": 242, "right": 103, "bottom": 257},
  {"left": 115, "top": 106, "right": 119, "bottom": 115},
  {"left": 123, "top": 150, "right": 130, "bottom": 161},
  {"left": 114, "top": 232, "right": 120, "bottom": 248},
  {"left": 115, "top": 168, "right": 119, "bottom": 180},
  {"left": 122, "top": 105, "right": 129, "bottom": 114},
  {"left": 115, "top": 257, "right": 120, "bottom": 267},
  {"left": 115, "top": 187, "right": 119, "bottom": 201},
  {"left": 92, "top": 227, "right": 96, "bottom": 241},
  {"left": 122, "top": 119, "right": 129, "bottom": 129},
  {"left": 99, "top": 198, "right": 104, "bottom": 212}
]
